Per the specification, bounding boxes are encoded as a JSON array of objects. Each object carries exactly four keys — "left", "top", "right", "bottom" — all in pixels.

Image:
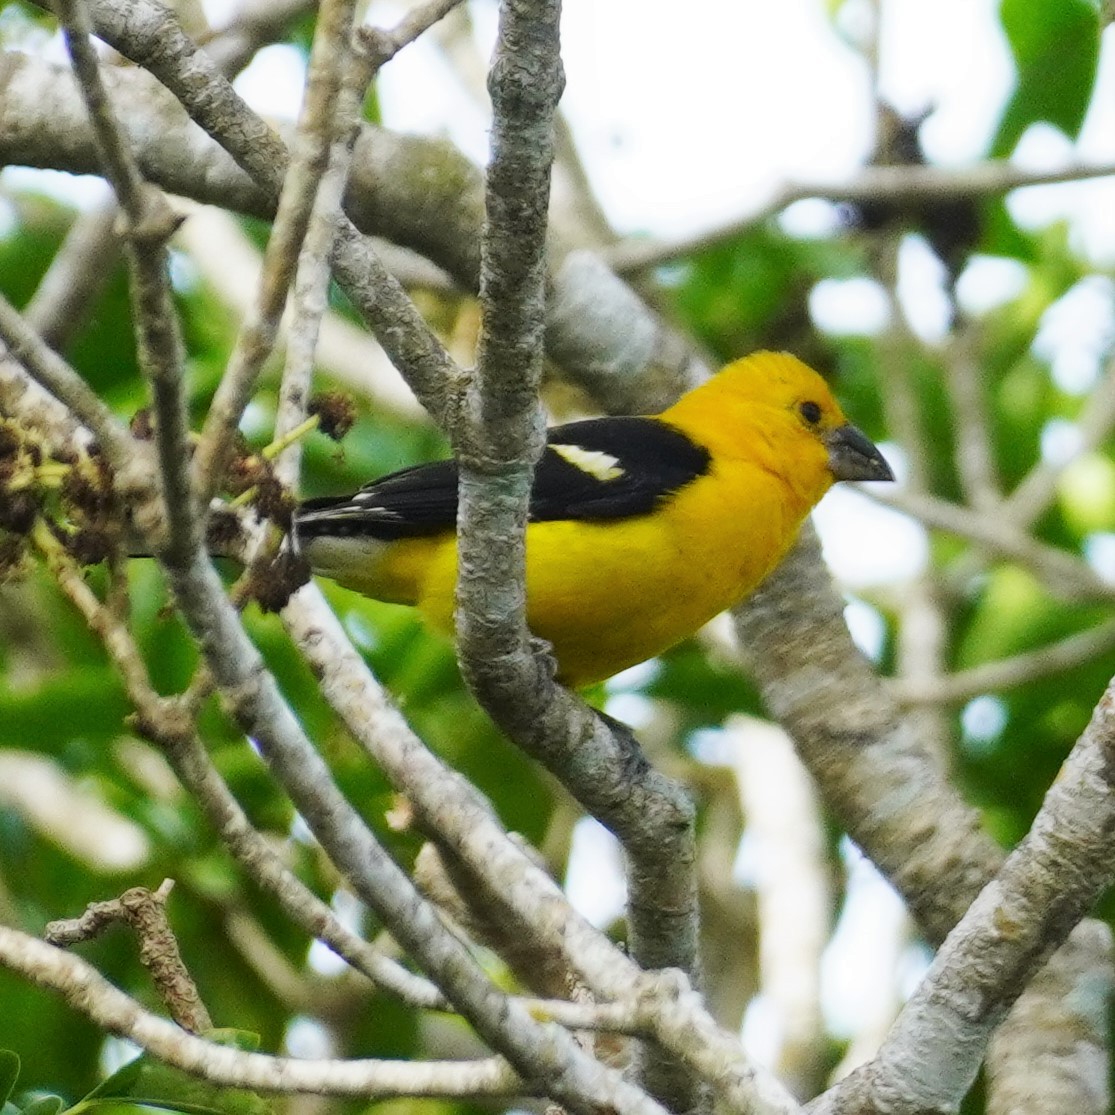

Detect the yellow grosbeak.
[{"left": 295, "top": 351, "right": 892, "bottom": 687}]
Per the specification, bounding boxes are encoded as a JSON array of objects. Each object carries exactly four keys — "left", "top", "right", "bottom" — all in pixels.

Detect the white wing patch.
[{"left": 551, "top": 443, "right": 625, "bottom": 481}]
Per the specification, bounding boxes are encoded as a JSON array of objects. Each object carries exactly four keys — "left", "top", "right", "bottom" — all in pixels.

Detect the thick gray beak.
[{"left": 825, "top": 424, "right": 894, "bottom": 482}]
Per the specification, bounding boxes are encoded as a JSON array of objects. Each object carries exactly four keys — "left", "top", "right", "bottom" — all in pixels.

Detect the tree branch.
[
  {"left": 604, "top": 160, "right": 1115, "bottom": 275},
  {"left": 191, "top": 0, "right": 360, "bottom": 505},
  {"left": 43, "top": 6, "right": 665, "bottom": 1105},
  {"left": 46, "top": 879, "right": 212, "bottom": 1034},
  {"left": 0, "top": 926, "right": 523, "bottom": 1098},
  {"left": 817, "top": 676, "right": 1115, "bottom": 1114},
  {"left": 0, "top": 44, "right": 704, "bottom": 412},
  {"left": 52, "top": 0, "right": 195, "bottom": 566},
  {"left": 281, "top": 586, "right": 802, "bottom": 1115},
  {"left": 453, "top": 9, "right": 703, "bottom": 1109},
  {"left": 736, "top": 524, "right": 1111, "bottom": 1113},
  {"left": 870, "top": 488, "right": 1113, "bottom": 603},
  {"left": 892, "top": 617, "right": 1115, "bottom": 705},
  {"left": 166, "top": 550, "right": 671, "bottom": 1115}
]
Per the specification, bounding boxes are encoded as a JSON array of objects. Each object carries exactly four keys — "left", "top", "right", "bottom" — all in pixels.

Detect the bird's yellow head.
[{"left": 663, "top": 351, "right": 893, "bottom": 505}]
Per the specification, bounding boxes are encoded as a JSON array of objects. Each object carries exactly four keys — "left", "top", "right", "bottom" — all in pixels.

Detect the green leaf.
[
  {"left": 0, "top": 1052, "right": 20, "bottom": 1108},
  {"left": 74, "top": 1031, "right": 268, "bottom": 1115},
  {"left": 19, "top": 1098, "right": 62, "bottom": 1115},
  {"left": 992, "top": 0, "right": 1100, "bottom": 156}
]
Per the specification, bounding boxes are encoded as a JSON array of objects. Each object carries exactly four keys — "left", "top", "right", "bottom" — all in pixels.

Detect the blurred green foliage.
[{"left": 992, "top": 0, "right": 1101, "bottom": 157}]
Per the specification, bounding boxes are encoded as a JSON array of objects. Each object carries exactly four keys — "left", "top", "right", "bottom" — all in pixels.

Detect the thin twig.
[
  {"left": 24, "top": 200, "right": 121, "bottom": 353},
  {"left": 604, "top": 160, "right": 1115, "bottom": 274},
  {"left": 0, "top": 294, "right": 132, "bottom": 472},
  {"left": 53, "top": 0, "right": 195, "bottom": 566},
  {"left": 192, "top": 0, "right": 360, "bottom": 506},
  {"left": 52, "top": 0, "right": 464, "bottom": 430},
  {"left": 0, "top": 927, "right": 523, "bottom": 1099},
  {"left": 174, "top": 206, "right": 425, "bottom": 420},
  {"left": 892, "top": 616, "right": 1115, "bottom": 705},
  {"left": 46, "top": 880, "right": 212, "bottom": 1034},
  {"left": 270, "top": 0, "right": 465, "bottom": 485},
  {"left": 869, "top": 487, "right": 1114, "bottom": 602},
  {"left": 366, "top": 0, "right": 467, "bottom": 65},
  {"left": 32, "top": 514, "right": 446, "bottom": 1009}
]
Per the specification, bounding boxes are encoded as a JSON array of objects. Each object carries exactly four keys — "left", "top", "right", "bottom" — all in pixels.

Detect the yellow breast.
[{"left": 413, "top": 457, "right": 809, "bottom": 687}]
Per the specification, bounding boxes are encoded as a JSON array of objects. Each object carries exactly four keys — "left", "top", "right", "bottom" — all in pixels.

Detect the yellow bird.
[{"left": 294, "top": 352, "right": 893, "bottom": 687}]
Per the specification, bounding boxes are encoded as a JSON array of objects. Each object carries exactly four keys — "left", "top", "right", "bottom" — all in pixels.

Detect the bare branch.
[
  {"left": 32, "top": 507, "right": 445, "bottom": 1009},
  {"left": 986, "top": 922, "right": 1113, "bottom": 1115},
  {"left": 736, "top": 525, "right": 1111, "bottom": 1114},
  {"left": 604, "top": 160, "right": 1115, "bottom": 275},
  {"left": 365, "top": 0, "right": 467, "bottom": 64},
  {"left": 192, "top": 0, "right": 359, "bottom": 506},
  {"left": 0, "top": 294, "right": 133, "bottom": 472},
  {"left": 23, "top": 200, "right": 121, "bottom": 353},
  {"left": 281, "top": 586, "right": 802, "bottom": 1115},
  {"left": 453, "top": 7, "right": 702, "bottom": 1108},
  {"left": 172, "top": 554, "right": 674, "bottom": 1115},
  {"left": 0, "top": 46, "right": 703, "bottom": 412},
  {"left": 870, "top": 487, "right": 1114, "bottom": 602},
  {"left": 53, "top": 0, "right": 195, "bottom": 565},
  {"left": 546, "top": 251, "right": 707, "bottom": 414},
  {"left": 53, "top": 0, "right": 151, "bottom": 220},
  {"left": 0, "top": 926, "right": 523, "bottom": 1098},
  {"left": 818, "top": 676, "right": 1115, "bottom": 1115},
  {"left": 455, "top": 0, "right": 564, "bottom": 729},
  {"left": 734, "top": 524, "right": 1004, "bottom": 947},
  {"left": 46, "top": 880, "right": 212, "bottom": 1034},
  {"left": 174, "top": 206, "right": 425, "bottom": 421},
  {"left": 893, "top": 617, "right": 1115, "bottom": 705}
]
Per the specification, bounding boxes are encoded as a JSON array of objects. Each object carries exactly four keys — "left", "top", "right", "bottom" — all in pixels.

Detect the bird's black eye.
[{"left": 799, "top": 401, "right": 823, "bottom": 425}]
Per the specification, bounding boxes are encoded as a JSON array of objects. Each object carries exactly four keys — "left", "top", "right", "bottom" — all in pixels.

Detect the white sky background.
[{"left": 10, "top": 0, "right": 1115, "bottom": 1068}]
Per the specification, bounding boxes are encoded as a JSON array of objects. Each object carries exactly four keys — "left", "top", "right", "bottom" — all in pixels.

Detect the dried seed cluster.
[{"left": 0, "top": 418, "right": 118, "bottom": 578}]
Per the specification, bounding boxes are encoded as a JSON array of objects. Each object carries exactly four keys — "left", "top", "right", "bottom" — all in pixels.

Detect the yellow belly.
[
  {"left": 306, "top": 461, "right": 813, "bottom": 688},
  {"left": 407, "top": 461, "right": 807, "bottom": 687}
]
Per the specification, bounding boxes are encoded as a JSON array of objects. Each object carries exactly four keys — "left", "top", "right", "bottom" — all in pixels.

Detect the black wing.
[
  {"left": 296, "top": 458, "right": 459, "bottom": 541},
  {"left": 294, "top": 416, "right": 710, "bottom": 542},
  {"left": 534, "top": 416, "right": 710, "bottom": 519}
]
